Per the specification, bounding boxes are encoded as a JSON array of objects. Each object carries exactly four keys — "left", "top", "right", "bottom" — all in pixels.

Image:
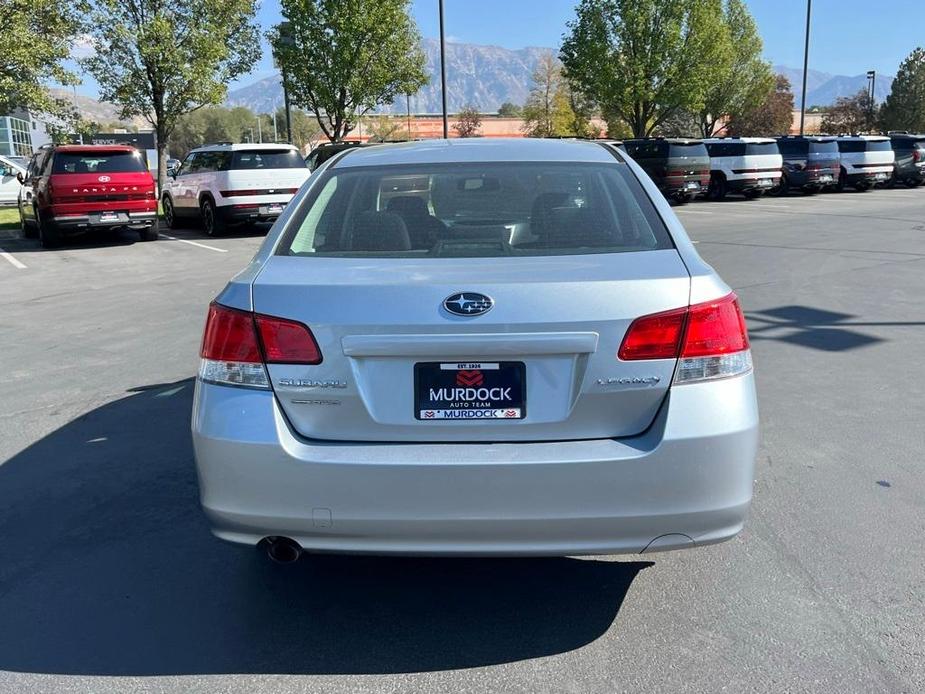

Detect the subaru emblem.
[{"left": 443, "top": 292, "right": 494, "bottom": 317}]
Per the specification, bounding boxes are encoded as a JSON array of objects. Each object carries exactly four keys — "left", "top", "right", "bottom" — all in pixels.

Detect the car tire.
[
  {"left": 36, "top": 209, "right": 61, "bottom": 249},
  {"left": 162, "top": 195, "right": 179, "bottom": 229},
  {"left": 801, "top": 186, "right": 818, "bottom": 196},
  {"left": 769, "top": 174, "right": 789, "bottom": 197},
  {"left": 743, "top": 189, "right": 763, "bottom": 199},
  {"left": 201, "top": 198, "right": 224, "bottom": 236},
  {"left": 139, "top": 226, "right": 159, "bottom": 242},
  {"left": 19, "top": 206, "right": 37, "bottom": 239},
  {"left": 854, "top": 182, "right": 870, "bottom": 192},
  {"left": 707, "top": 174, "right": 727, "bottom": 201},
  {"left": 835, "top": 169, "right": 848, "bottom": 192}
]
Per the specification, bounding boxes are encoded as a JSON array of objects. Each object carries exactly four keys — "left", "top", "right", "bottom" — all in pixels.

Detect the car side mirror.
[{"left": 16, "top": 172, "right": 25, "bottom": 184}]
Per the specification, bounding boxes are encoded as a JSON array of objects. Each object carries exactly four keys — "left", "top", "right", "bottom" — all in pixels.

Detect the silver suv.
[{"left": 191, "top": 138, "right": 759, "bottom": 562}]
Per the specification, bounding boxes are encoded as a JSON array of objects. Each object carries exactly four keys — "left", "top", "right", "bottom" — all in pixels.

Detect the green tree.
[
  {"left": 498, "top": 102, "right": 522, "bottom": 117},
  {"left": 0, "top": 0, "right": 83, "bottom": 119},
  {"left": 879, "top": 47, "right": 925, "bottom": 132},
  {"left": 271, "top": 0, "right": 427, "bottom": 143},
  {"left": 560, "top": 0, "right": 727, "bottom": 137},
  {"left": 453, "top": 106, "right": 482, "bottom": 138},
  {"left": 84, "top": 0, "right": 261, "bottom": 191},
  {"left": 697, "top": 0, "right": 774, "bottom": 137},
  {"left": 726, "top": 74, "right": 794, "bottom": 136},
  {"left": 820, "top": 89, "right": 876, "bottom": 135},
  {"left": 522, "top": 53, "right": 561, "bottom": 137},
  {"left": 366, "top": 114, "right": 409, "bottom": 142}
]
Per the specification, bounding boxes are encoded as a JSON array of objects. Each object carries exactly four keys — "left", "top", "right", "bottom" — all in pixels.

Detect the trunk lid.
[
  {"left": 253, "top": 250, "right": 690, "bottom": 442},
  {"left": 49, "top": 171, "right": 155, "bottom": 203}
]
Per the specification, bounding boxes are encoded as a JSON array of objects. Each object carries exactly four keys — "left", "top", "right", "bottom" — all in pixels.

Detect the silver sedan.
[{"left": 191, "top": 138, "right": 758, "bottom": 563}]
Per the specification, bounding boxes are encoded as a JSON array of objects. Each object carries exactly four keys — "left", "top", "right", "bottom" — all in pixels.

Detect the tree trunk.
[{"left": 156, "top": 133, "right": 168, "bottom": 203}]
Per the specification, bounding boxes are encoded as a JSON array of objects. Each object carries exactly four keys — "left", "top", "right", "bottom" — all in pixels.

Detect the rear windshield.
[
  {"left": 809, "top": 141, "right": 839, "bottom": 155},
  {"left": 624, "top": 141, "right": 668, "bottom": 158},
  {"left": 668, "top": 143, "right": 708, "bottom": 159},
  {"left": 230, "top": 149, "right": 305, "bottom": 170},
  {"left": 52, "top": 151, "right": 147, "bottom": 174},
  {"left": 839, "top": 139, "right": 891, "bottom": 153},
  {"left": 279, "top": 162, "right": 673, "bottom": 258},
  {"left": 744, "top": 142, "right": 779, "bottom": 156}
]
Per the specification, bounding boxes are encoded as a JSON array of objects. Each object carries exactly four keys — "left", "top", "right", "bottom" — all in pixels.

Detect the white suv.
[
  {"left": 162, "top": 143, "right": 310, "bottom": 235},
  {"left": 703, "top": 137, "right": 783, "bottom": 200},
  {"left": 835, "top": 136, "right": 895, "bottom": 192}
]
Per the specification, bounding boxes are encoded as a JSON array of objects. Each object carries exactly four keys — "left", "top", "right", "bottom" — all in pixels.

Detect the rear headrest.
[
  {"left": 387, "top": 196, "right": 429, "bottom": 216},
  {"left": 545, "top": 207, "right": 616, "bottom": 248},
  {"left": 349, "top": 211, "right": 411, "bottom": 252}
]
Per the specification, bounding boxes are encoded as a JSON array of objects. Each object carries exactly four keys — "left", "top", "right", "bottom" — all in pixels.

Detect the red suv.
[{"left": 18, "top": 144, "right": 158, "bottom": 247}]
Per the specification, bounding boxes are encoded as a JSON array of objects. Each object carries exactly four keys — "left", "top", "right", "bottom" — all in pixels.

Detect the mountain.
[
  {"left": 48, "top": 88, "right": 146, "bottom": 128},
  {"left": 772, "top": 65, "right": 894, "bottom": 107},
  {"left": 225, "top": 39, "right": 553, "bottom": 114}
]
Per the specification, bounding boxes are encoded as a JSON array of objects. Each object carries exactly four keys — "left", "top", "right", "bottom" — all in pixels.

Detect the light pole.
[
  {"left": 275, "top": 22, "right": 295, "bottom": 145},
  {"left": 439, "top": 0, "right": 448, "bottom": 138},
  {"left": 799, "top": 0, "right": 812, "bottom": 136},
  {"left": 866, "top": 70, "right": 876, "bottom": 130},
  {"left": 406, "top": 93, "right": 412, "bottom": 140}
]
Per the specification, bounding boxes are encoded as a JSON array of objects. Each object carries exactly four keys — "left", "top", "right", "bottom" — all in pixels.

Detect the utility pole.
[
  {"left": 866, "top": 70, "right": 876, "bottom": 130},
  {"left": 407, "top": 93, "right": 412, "bottom": 140},
  {"left": 439, "top": 0, "right": 449, "bottom": 138},
  {"left": 257, "top": 115, "right": 262, "bottom": 143},
  {"left": 272, "top": 110, "right": 278, "bottom": 142},
  {"left": 275, "top": 22, "right": 295, "bottom": 145},
  {"left": 799, "top": 0, "right": 812, "bottom": 136}
]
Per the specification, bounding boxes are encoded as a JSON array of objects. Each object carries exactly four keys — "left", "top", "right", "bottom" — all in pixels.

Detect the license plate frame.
[
  {"left": 260, "top": 203, "right": 284, "bottom": 216},
  {"left": 757, "top": 178, "right": 773, "bottom": 188},
  {"left": 98, "top": 212, "right": 121, "bottom": 223},
  {"left": 414, "top": 361, "right": 526, "bottom": 421}
]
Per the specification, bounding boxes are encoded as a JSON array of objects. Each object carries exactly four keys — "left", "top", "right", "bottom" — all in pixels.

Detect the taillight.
[
  {"left": 618, "top": 293, "right": 752, "bottom": 384},
  {"left": 198, "top": 302, "right": 322, "bottom": 388},
  {"left": 914, "top": 149, "right": 922, "bottom": 163},
  {"left": 255, "top": 315, "right": 322, "bottom": 364}
]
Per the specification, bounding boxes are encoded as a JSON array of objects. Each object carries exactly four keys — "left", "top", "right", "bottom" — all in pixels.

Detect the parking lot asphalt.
[{"left": 1, "top": 188, "right": 923, "bottom": 694}]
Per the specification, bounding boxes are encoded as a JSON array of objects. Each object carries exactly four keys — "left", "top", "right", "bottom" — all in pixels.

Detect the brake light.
[
  {"left": 914, "top": 149, "right": 922, "bottom": 163},
  {"left": 618, "top": 294, "right": 752, "bottom": 383},
  {"left": 219, "top": 188, "right": 298, "bottom": 197},
  {"left": 198, "top": 302, "right": 322, "bottom": 388},
  {"left": 255, "top": 315, "right": 322, "bottom": 364},
  {"left": 617, "top": 307, "right": 687, "bottom": 360}
]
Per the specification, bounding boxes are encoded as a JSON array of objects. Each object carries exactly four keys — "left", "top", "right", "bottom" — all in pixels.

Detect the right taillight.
[
  {"left": 619, "top": 293, "right": 752, "bottom": 384},
  {"left": 198, "top": 302, "right": 322, "bottom": 388}
]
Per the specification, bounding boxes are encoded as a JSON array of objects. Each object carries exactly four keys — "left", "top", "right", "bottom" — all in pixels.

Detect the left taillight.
[{"left": 198, "top": 302, "right": 321, "bottom": 389}]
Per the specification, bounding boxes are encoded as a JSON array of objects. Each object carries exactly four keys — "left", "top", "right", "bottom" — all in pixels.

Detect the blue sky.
[{"left": 75, "top": 0, "right": 925, "bottom": 97}]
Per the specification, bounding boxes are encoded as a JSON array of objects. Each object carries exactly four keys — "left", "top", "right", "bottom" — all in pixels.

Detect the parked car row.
[{"left": 612, "top": 133, "right": 925, "bottom": 204}]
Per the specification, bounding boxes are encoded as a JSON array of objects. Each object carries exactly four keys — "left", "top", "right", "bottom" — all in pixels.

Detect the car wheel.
[
  {"left": 905, "top": 178, "right": 919, "bottom": 189},
  {"left": 19, "top": 205, "right": 37, "bottom": 239},
  {"left": 854, "top": 182, "right": 870, "bottom": 192},
  {"left": 835, "top": 169, "right": 847, "bottom": 192},
  {"left": 768, "top": 175, "right": 788, "bottom": 197},
  {"left": 36, "top": 209, "right": 61, "bottom": 249},
  {"left": 801, "top": 186, "right": 818, "bottom": 196},
  {"left": 162, "top": 195, "right": 179, "bottom": 229},
  {"left": 139, "top": 225, "right": 159, "bottom": 242},
  {"left": 707, "top": 174, "right": 726, "bottom": 201},
  {"left": 201, "top": 198, "right": 224, "bottom": 236}
]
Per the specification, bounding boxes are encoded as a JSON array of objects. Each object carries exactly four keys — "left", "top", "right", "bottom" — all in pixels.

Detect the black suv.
[
  {"left": 304, "top": 141, "right": 375, "bottom": 172},
  {"left": 621, "top": 138, "right": 710, "bottom": 204},
  {"left": 773, "top": 136, "right": 840, "bottom": 195},
  {"left": 888, "top": 133, "right": 925, "bottom": 187}
]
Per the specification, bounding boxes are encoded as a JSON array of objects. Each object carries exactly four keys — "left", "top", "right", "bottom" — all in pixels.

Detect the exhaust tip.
[{"left": 263, "top": 536, "right": 302, "bottom": 564}]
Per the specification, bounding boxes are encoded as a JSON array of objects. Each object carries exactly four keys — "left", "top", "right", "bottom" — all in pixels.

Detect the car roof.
[
  {"left": 776, "top": 135, "right": 837, "bottom": 142},
  {"left": 624, "top": 137, "right": 704, "bottom": 145},
  {"left": 836, "top": 135, "right": 889, "bottom": 141},
  {"left": 192, "top": 143, "right": 299, "bottom": 153},
  {"left": 52, "top": 144, "right": 139, "bottom": 153},
  {"left": 332, "top": 137, "right": 617, "bottom": 168},
  {"left": 703, "top": 137, "right": 777, "bottom": 144}
]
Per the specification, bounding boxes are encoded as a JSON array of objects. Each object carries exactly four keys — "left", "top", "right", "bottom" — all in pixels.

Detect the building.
[
  {"left": 86, "top": 132, "right": 158, "bottom": 174},
  {"left": 0, "top": 109, "right": 50, "bottom": 157}
]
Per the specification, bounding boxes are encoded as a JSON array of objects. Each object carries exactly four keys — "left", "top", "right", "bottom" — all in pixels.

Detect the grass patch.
[{"left": 0, "top": 207, "right": 19, "bottom": 231}]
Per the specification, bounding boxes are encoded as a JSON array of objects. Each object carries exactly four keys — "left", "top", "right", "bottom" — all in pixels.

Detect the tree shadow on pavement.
[{"left": 0, "top": 379, "right": 650, "bottom": 676}]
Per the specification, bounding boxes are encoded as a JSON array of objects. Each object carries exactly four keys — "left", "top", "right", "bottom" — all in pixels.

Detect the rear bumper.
[
  {"left": 191, "top": 373, "right": 759, "bottom": 556},
  {"left": 846, "top": 169, "right": 892, "bottom": 184},
  {"left": 48, "top": 210, "right": 157, "bottom": 233},
  {"left": 726, "top": 175, "right": 780, "bottom": 193},
  {"left": 216, "top": 202, "right": 287, "bottom": 225}
]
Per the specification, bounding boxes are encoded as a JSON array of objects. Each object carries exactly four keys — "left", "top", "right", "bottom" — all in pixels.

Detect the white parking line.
[
  {"left": 159, "top": 234, "right": 228, "bottom": 253},
  {"left": 0, "top": 247, "right": 26, "bottom": 269}
]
